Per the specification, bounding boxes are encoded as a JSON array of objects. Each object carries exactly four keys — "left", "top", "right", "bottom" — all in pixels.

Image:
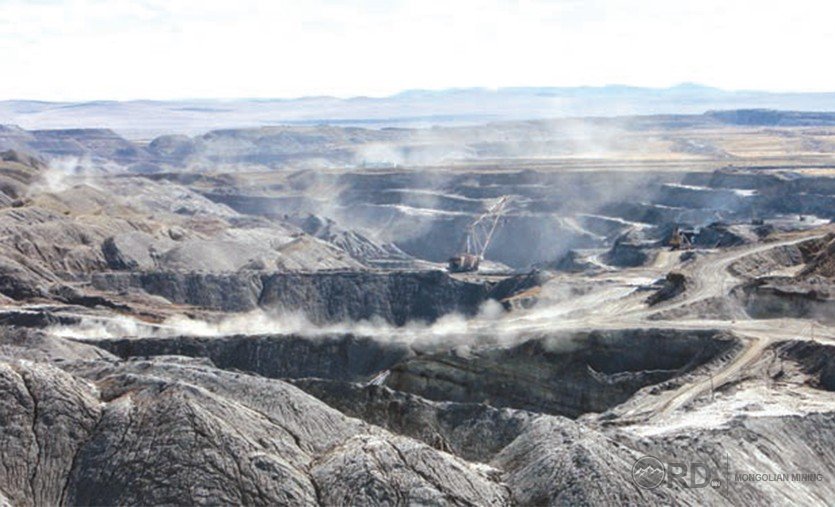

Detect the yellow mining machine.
[
  {"left": 448, "top": 195, "right": 511, "bottom": 273},
  {"left": 669, "top": 226, "right": 694, "bottom": 250}
]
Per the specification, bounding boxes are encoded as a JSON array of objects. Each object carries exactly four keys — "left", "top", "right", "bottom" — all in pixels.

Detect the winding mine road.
[
  {"left": 615, "top": 232, "right": 832, "bottom": 422},
  {"left": 489, "top": 230, "right": 834, "bottom": 423}
]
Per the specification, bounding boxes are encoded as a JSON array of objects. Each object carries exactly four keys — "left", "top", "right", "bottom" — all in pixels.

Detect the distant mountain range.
[{"left": 3, "top": 84, "right": 835, "bottom": 139}]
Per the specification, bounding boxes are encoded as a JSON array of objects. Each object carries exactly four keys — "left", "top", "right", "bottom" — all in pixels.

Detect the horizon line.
[{"left": 4, "top": 82, "right": 835, "bottom": 104}]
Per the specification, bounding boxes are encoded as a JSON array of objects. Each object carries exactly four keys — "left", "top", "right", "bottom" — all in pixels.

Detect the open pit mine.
[{"left": 1, "top": 109, "right": 835, "bottom": 505}]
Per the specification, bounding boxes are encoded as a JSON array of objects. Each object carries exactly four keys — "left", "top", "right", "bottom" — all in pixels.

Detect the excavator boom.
[{"left": 448, "top": 196, "right": 511, "bottom": 273}]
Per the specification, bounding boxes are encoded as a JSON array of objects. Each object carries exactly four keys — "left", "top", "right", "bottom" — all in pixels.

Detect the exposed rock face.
[
  {"left": 101, "top": 226, "right": 364, "bottom": 274},
  {"left": 92, "top": 270, "right": 499, "bottom": 324},
  {"left": 292, "top": 379, "right": 540, "bottom": 463},
  {"left": 740, "top": 278, "right": 834, "bottom": 321},
  {"left": 102, "top": 232, "right": 163, "bottom": 270},
  {"left": 385, "top": 330, "right": 738, "bottom": 417},
  {"left": 88, "top": 328, "right": 739, "bottom": 419},
  {"left": 0, "top": 154, "right": 423, "bottom": 314},
  {"left": 487, "top": 270, "right": 550, "bottom": 303},
  {"left": 543, "top": 249, "right": 600, "bottom": 273},
  {"left": 0, "top": 257, "right": 48, "bottom": 300},
  {"left": 286, "top": 213, "right": 417, "bottom": 269},
  {"left": 604, "top": 229, "right": 653, "bottom": 267},
  {"left": 4, "top": 328, "right": 834, "bottom": 506},
  {"left": 737, "top": 234, "right": 835, "bottom": 322},
  {"left": 309, "top": 434, "right": 508, "bottom": 506},
  {"left": 692, "top": 222, "right": 756, "bottom": 248},
  {"left": 778, "top": 340, "right": 835, "bottom": 391},
  {"left": 729, "top": 243, "right": 806, "bottom": 278},
  {"left": 491, "top": 417, "right": 665, "bottom": 505},
  {"left": 157, "top": 233, "right": 364, "bottom": 272},
  {"left": 91, "top": 334, "right": 415, "bottom": 382},
  {"left": 486, "top": 406, "right": 835, "bottom": 506},
  {"left": 0, "top": 356, "right": 510, "bottom": 506},
  {"left": 0, "top": 360, "right": 102, "bottom": 507},
  {"left": 92, "top": 271, "right": 265, "bottom": 312},
  {"left": 0, "top": 325, "right": 114, "bottom": 363},
  {"left": 258, "top": 271, "right": 491, "bottom": 325},
  {"left": 800, "top": 233, "right": 835, "bottom": 278}
]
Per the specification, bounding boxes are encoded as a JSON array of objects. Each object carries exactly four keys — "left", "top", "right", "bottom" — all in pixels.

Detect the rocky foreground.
[{"left": 3, "top": 323, "right": 835, "bottom": 505}]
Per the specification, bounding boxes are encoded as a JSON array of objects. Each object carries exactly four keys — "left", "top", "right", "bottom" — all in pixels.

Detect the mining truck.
[{"left": 448, "top": 196, "right": 511, "bottom": 273}]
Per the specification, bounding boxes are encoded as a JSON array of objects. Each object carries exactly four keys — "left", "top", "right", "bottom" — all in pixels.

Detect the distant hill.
[
  {"left": 3, "top": 85, "right": 835, "bottom": 138},
  {"left": 705, "top": 109, "right": 835, "bottom": 126},
  {"left": 4, "top": 109, "right": 835, "bottom": 171}
]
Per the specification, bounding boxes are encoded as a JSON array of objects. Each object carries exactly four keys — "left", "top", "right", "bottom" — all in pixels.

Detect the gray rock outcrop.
[{"left": 0, "top": 356, "right": 510, "bottom": 506}]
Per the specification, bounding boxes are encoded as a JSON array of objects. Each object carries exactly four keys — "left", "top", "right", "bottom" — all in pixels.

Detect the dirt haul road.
[
  {"left": 644, "top": 234, "right": 827, "bottom": 319},
  {"left": 615, "top": 233, "right": 833, "bottom": 421},
  {"left": 477, "top": 230, "right": 835, "bottom": 422}
]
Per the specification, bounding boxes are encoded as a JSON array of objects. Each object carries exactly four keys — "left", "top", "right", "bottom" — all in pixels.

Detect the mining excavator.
[
  {"left": 669, "top": 226, "right": 695, "bottom": 250},
  {"left": 448, "top": 195, "right": 511, "bottom": 273}
]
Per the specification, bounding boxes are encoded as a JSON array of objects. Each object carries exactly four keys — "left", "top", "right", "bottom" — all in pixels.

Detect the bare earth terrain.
[{"left": 1, "top": 109, "right": 835, "bottom": 505}]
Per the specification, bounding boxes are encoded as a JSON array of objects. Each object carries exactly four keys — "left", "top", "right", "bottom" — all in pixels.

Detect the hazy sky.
[{"left": 1, "top": 0, "right": 833, "bottom": 100}]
